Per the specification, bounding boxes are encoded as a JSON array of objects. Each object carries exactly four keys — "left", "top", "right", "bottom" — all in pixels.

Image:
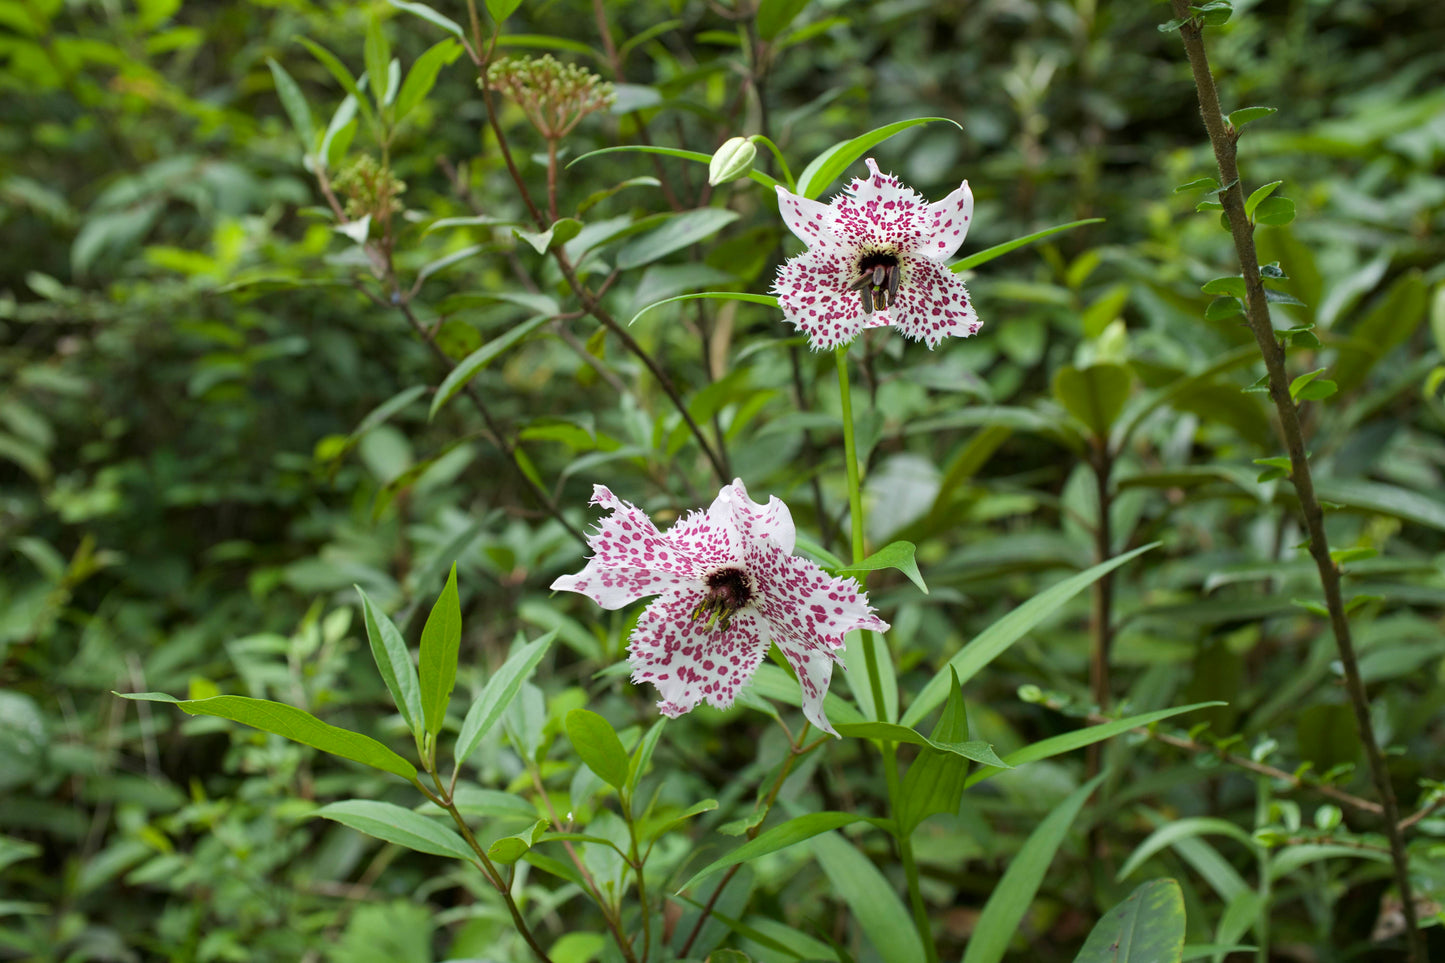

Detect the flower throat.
[
  {"left": 848, "top": 251, "right": 901, "bottom": 313},
  {"left": 690, "top": 566, "right": 754, "bottom": 631}
]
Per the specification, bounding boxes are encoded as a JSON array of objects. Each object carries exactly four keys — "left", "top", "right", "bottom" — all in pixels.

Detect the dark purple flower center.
[
  {"left": 691, "top": 566, "right": 755, "bottom": 631},
  {"left": 849, "top": 251, "right": 901, "bottom": 313}
]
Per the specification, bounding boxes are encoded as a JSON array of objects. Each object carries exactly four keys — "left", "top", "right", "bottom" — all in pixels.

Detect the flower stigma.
[
  {"left": 690, "top": 565, "right": 755, "bottom": 632},
  {"left": 848, "top": 250, "right": 902, "bottom": 313}
]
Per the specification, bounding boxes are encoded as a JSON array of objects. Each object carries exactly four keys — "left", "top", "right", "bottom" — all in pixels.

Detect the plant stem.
[
  {"left": 1085, "top": 441, "right": 1115, "bottom": 788},
  {"left": 1169, "top": 8, "right": 1423, "bottom": 959},
  {"left": 835, "top": 346, "right": 934, "bottom": 960}
]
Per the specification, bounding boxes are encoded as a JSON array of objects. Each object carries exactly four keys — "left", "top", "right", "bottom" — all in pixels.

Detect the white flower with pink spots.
[
  {"left": 551, "top": 480, "right": 888, "bottom": 734},
  {"left": 771, "top": 157, "right": 981, "bottom": 350}
]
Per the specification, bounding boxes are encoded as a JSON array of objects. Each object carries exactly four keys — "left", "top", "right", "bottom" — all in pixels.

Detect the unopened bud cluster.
[
  {"left": 333, "top": 155, "right": 406, "bottom": 221},
  {"left": 485, "top": 55, "right": 615, "bottom": 139}
]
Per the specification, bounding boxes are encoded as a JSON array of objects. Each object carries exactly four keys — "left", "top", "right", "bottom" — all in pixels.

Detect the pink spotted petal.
[
  {"left": 550, "top": 484, "right": 705, "bottom": 609},
  {"left": 775, "top": 185, "right": 846, "bottom": 253},
  {"left": 775, "top": 643, "right": 843, "bottom": 736},
  {"left": 751, "top": 552, "right": 890, "bottom": 658},
  {"left": 772, "top": 247, "right": 869, "bottom": 351},
  {"left": 629, "top": 592, "right": 770, "bottom": 716},
  {"left": 717, "top": 478, "right": 796, "bottom": 555},
  {"left": 889, "top": 256, "right": 981, "bottom": 349},
  {"left": 919, "top": 180, "right": 974, "bottom": 261},
  {"left": 830, "top": 158, "right": 930, "bottom": 252},
  {"left": 663, "top": 495, "right": 742, "bottom": 574}
]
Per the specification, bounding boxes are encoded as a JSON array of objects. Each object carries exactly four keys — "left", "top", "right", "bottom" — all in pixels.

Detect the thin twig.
[{"left": 1169, "top": 8, "right": 1423, "bottom": 957}]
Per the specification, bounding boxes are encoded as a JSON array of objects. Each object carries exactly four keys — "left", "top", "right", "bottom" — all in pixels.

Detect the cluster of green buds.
[
  {"left": 484, "top": 54, "right": 615, "bottom": 140},
  {"left": 332, "top": 154, "right": 406, "bottom": 222}
]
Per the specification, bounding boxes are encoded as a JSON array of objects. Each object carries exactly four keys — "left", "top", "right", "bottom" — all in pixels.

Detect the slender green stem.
[
  {"left": 1254, "top": 778, "right": 1272, "bottom": 963},
  {"left": 835, "top": 346, "right": 934, "bottom": 960}
]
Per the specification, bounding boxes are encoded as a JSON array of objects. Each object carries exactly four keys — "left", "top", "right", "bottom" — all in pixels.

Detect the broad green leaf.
[
  {"left": 1334, "top": 270, "right": 1427, "bottom": 391},
  {"left": 755, "top": 0, "right": 810, "bottom": 39},
  {"left": 485, "top": 0, "right": 523, "bottom": 24},
  {"left": 797, "top": 117, "right": 960, "bottom": 200},
  {"left": 1118, "top": 818, "right": 1261, "bottom": 882},
  {"left": 679, "top": 812, "right": 865, "bottom": 891},
  {"left": 966, "top": 702, "right": 1225, "bottom": 788},
  {"left": 454, "top": 631, "right": 555, "bottom": 769},
  {"left": 1053, "top": 362, "right": 1132, "bottom": 438},
  {"left": 363, "top": 17, "right": 391, "bottom": 114},
  {"left": 1252, "top": 196, "right": 1295, "bottom": 226},
  {"left": 630, "top": 291, "right": 779, "bottom": 326},
  {"left": 418, "top": 564, "right": 461, "bottom": 737},
  {"left": 1204, "top": 296, "right": 1243, "bottom": 320},
  {"left": 811, "top": 831, "right": 925, "bottom": 963},
  {"left": 1228, "top": 106, "right": 1277, "bottom": 128},
  {"left": 962, "top": 774, "right": 1106, "bottom": 963},
  {"left": 266, "top": 58, "right": 315, "bottom": 152},
  {"left": 118, "top": 693, "right": 416, "bottom": 781},
  {"left": 835, "top": 540, "right": 927, "bottom": 594},
  {"left": 565, "top": 709, "right": 629, "bottom": 790},
  {"left": 1200, "top": 276, "right": 1246, "bottom": 299},
  {"left": 950, "top": 218, "right": 1104, "bottom": 272},
  {"left": 386, "top": 0, "right": 467, "bottom": 41},
  {"left": 314, "top": 799, "right": 474, "bottom": 862},
  {"left": 430, "top": 315, "right": 552, "bottom": 419},
  {"left": 299, "top": 39, "right": 378, "bottom": 133},
  {"left": 1267, "top": 843, "right": 1390, "bottom": 879},
  {"left": 568, "top": 145, "right": 784, "bottom": 190},
  {"left": 488, "top": 818, "right": 548, "bottom": 863},
  {"left": 898, "top": 668, "right": 970, "bottom": 833},
  {"left": 833, "top": 722, "right": 1007, "bottom": 768},
  {"left": 1244, "top": 180, "right": 1281, "bottom": 221},
  {"left": 616, "top": 209, "right": 740, "bottom": 270},
  {"left": 1312, "top": 477, "right": 1445, "bottom": 532},
  {"left": 357, "top": 587, "right": 422, "bottom": 736},
  {"left": 1073, "top": 879, "right": 1186, "bottom": 963},
  {"left": 902, "top": 542, "right": 1157, "bottom": 727},
  {"left": 394, "top": 38, "right": 462, "bottom": 122}
]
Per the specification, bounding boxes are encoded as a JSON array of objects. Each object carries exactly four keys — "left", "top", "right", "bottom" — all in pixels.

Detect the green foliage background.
[{"left": 3, "top": 0, "right": 1444, "bottom": 960}]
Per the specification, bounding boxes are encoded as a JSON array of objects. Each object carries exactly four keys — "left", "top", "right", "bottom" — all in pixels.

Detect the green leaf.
[
  {"left": 902, "top": 544, "right": 1157, "bottom": 727},
  {"left": 1229, "top": 105, "right": 1277, "bottom": 129},
  {"left": 833, "top": 721, "right": 1007, "bottom": 767},
  {"left": 1073, "top": 879, "right": 1186, "bottom": 963},
  {"left": 568, "top": 145, "right": 783, "bottom": 191},
  {"left": 299, "top": 38, "right": 377, "bottom": 134},
  {"left": 615, "top": 209, "right": 740, "bottom": 271},
  {"left": 1252, "top": 196, "right": 1295, "bottom": 226},
  {"left": 966, "top": 702, "right": 1225, "bottom": 788},
  {"left": 1174, "top": 176, "right": 1220, "bottom": 194},
  {"left": 797, "top": 117, "right": 961, "bottom": 200},
  {"left": 834, "top": 540, "right": 926, "bottom": 593},
  {"left": 363, "top": 17, "right": 392, "bottom": 114},
  {"left": 394, "top": 38, "right": 462, "bottom": 122},
  {"left": 898, "top": 669, "right": 970, "bottom": 833},
  {"left": 488, "top": 818, "right": 548, "bottom": 864},
  {"left": 756, "top": 0, "right": 810, "bottom": 39},
  {"left": 961, "top": 774, "right": 1106, "bottom": 963},
  {"left": 513, "top": 217, "right": 582, "bottom": 255},
  {"left": 1295, "top": 378, "right": 1336, "bottom": 401},
  {"left": 1312, "top": 478, "right": 1445, "bottom": 532},
  {"left": 1052, "top": 363, "right": 1132, "bottom": 438},
  {"left": 564, "top": 709, "right": 629, "bottom": 790},
  {"left": 811, "top": 831, "right": 925, "bottom": 963},
  {"left": 314, "top": 799, "right": 474, "bottom": 862},
  {"left": 952, "top": 218, "right": 1105, "bottom": 272},
  {"left": 266, "top": 58, "right": 315, "bottom": 153},
  {"left": 430, "top": 315, "right": 552, "bottom": 419},
  {"left": 1263, "top": 287, "right": 1306, "bottom": 306},
  {"left": 629, "top": 291, "right": 779, "bottom": 326},
  {"left": 485, "top": 0, "right": 523, "bottom": 24},
  {"left": 1204, "top": 296, "right": 1243, "bottom": 320},
  {"left": 1191, "top": 1, "right": 1233, "bottom": 26},
  {"left": 1244, "top": 180, "right": 1282, "bottom": 221},
  {"left": 118, "top": 693, "right": 416, "bottom": 781},
  {"left": 453, "top": 631, "right": 555, "bottom": 770},
  {"left": 679, "top": 812, "right": 866, "bottom": 892},
  {"left": 627, "top": 718, "right": 666, "bottom": 798},
  {"left": 1334, "top": 270, "right": 1428, "bottom": 392},
  {"left": 386, "top": 0, "right": 467, "bottom": 42},
  {"left": 1288, "top": 367, "right": 1326, "bottom": 401},
  {"left": 1201, "top": 276, "right": 1246, "bottom": 299},
  {"left": 1118, "top": 817, "right": 1261, "bottom": 882},
  {"left": 418, "top": 563, "right": 461, "bottom": 737},
  {"left": 357, "top": 587, "right": 422, "bottom": 737}
]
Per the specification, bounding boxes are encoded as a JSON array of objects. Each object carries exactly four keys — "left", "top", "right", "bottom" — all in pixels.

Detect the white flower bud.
[{"left": 708, "top": 136, "right": 757, "bottom": 186}]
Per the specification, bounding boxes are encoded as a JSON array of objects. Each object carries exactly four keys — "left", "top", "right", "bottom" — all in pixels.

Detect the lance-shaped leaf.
[
  {"left": 454, "top": 631, "right": 555, "bottom": 770},
  {"left": 796, "top": 117, "right": 961, "bottom": 200},
  {"left": 418, "top": 563, "right": 461, "bottom": 737},
  {"left": 118, "top": 693, "right": 416, "bottom": 781},
  {"left": 565, "top": 709, "right": 629, "bottom": 791},
  {"left": 357, "top": 587, "right": 422, "bottom": 737},
  {"left": 678, "top": 812, "right": 869, "bottom": 892},
  {"left": 1073, "top": 879, "right": 1186, "bottom": 963},
  {"left": 314, "top": 799, "right": 474, "bottom": 862}
]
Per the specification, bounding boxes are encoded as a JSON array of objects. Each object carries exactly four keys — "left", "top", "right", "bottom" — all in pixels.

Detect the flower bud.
[{"left": 708, "top": 136, "right": 757, "bottom": 186}]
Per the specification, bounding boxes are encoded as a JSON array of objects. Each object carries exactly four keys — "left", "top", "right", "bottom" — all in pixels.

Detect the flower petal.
[
  {"left": 628, "top": 592, "right": 770, "bottom": 716},
  {"left": 775, "top": 185, "right": 846, "bottom": 252},
  {"left": 550, "top": 484, "right": 706, "bottom": 609},
  {"left": 772, "top": 247, "right": 870, "bottom": 351},
  {"left": 918, "top": 179, "right": 973, "bottom": 261},
  {"left": 776, "top": 644, "right": 842, "bottom": 735},
  {"left": 889, "top": 256, "right": 981, "bottom": 349},
  {"left": 717, "top": 478, "right": 796, "bottom": 555},
  {"left": 830, "top": 158, "right": 930, "bottom": 252}
]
